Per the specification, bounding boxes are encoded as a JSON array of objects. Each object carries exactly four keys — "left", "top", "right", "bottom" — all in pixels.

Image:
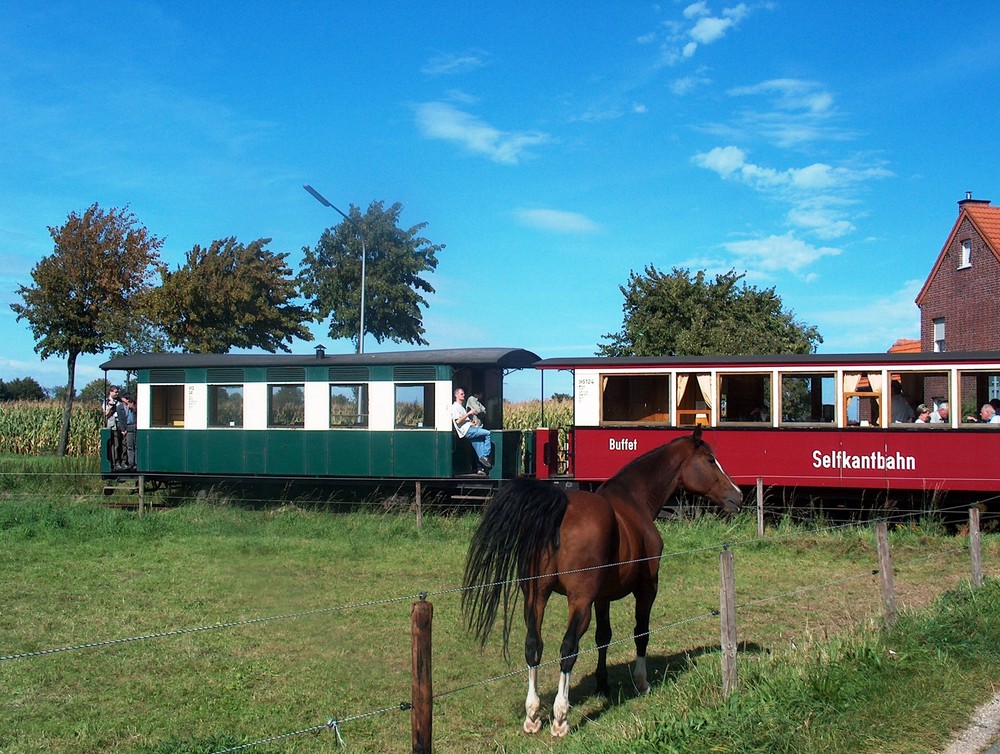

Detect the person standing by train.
[
  {"left": 452, "top": 386, "right": 492, "bottom": 474},
  {"left": 102, "top": 386, "right": 125, "bottom": 468},
  {"left": 121, "top": 394, "right": 138, "bottom": 469}
]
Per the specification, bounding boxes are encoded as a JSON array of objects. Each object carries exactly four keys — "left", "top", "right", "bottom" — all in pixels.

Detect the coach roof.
[{"left": 102, "top": 347, "right": 541, "bottom": 372}]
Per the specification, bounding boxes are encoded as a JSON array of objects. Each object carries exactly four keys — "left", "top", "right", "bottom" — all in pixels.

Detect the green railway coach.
[{"left": 99, "top": 348, "right": 540, "bottom": 492}]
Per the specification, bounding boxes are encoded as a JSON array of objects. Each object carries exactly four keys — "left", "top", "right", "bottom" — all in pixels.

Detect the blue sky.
[{"left": 2, "top": 2, "right": 999, "bottom": 400}]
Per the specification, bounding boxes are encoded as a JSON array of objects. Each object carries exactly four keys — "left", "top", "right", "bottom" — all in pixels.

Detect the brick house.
[{"left": 915, "top": 193, "right": 1000, "bottom": 352}]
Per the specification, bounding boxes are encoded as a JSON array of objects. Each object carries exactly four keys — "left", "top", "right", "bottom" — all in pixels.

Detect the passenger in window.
[
  {"left": 914, "top": 405, "right": 932, "bottom": 423},
  {"left": 929, "top": 401, "right": 949, "bottom": 424},
  {"left": 977, "top": 403, "right": 1000, "bottom": 424},
  {"left": 890, "top": 382, "right": 915, "bottom": 423},
  {"left": 452, "top": 386, "right": 493, "bottom": 474}
]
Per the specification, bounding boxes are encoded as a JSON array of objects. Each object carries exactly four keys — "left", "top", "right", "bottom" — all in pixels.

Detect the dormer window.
[{"left": 959, "top": 239, "right": 972, "bottom": 268}]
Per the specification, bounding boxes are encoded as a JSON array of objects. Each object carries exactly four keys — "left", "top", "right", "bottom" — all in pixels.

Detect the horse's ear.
[{"left": 692, "top": 426, "right": 703, "bottom": 445}]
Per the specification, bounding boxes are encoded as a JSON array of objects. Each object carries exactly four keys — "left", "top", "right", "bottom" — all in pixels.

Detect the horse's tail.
[{"left": 462, "top": 478, "right": 568, "bottom": 656}]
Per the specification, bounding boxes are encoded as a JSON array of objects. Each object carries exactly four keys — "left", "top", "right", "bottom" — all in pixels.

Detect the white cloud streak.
[
  {"left": 515, "top": 208, "right": 601, "bottom": 234},
  {"left": 415, "top": 102, "right": 550, "bottom": 165}
]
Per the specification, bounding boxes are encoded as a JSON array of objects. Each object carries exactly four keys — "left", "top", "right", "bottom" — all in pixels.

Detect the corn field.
[
  {"left": 0, "top": 399, "right": 573, "bottom": 458},
  {"left": 0, "top": 401, "right": 103, "bottom": 456}
]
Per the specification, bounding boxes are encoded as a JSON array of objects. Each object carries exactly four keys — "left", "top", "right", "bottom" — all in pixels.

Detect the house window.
[
  {"left": 933, "top": 318, "right": 946, "bottom": 353},
  {"left": 959, "top": 239, "right": 972, "bottom": 268}
]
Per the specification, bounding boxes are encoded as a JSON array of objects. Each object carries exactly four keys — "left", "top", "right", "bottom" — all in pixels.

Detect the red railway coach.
[{"left": 534, "top": 352, "right": 1000, "bottom": 500}]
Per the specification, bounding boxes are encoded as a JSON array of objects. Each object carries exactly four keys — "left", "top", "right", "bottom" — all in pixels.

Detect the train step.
[
  {"left": 102, "top": 476, "right": 140, "bottom": 497},
  {"left": 450, "top": 483, "right": 494, "bottom": 503}
]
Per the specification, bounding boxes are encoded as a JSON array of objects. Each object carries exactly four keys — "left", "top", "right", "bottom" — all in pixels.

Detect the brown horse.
[{"left": 462, "top": 428, "right": 742, "bottom": 736}]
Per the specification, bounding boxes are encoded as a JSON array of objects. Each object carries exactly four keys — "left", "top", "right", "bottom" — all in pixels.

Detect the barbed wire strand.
[{"left": 4, "top": 497, "right": 989, "bottom": 664}]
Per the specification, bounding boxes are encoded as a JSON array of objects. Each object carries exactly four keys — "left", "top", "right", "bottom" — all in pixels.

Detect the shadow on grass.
[{"left": 562, "top": 641, "right": 767, "bottom": 732}]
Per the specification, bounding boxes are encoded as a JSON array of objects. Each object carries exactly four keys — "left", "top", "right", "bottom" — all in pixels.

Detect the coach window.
[
  {"left": 150, "top": 385, "right": 184, "bottom": 427},
  {"left": 957, "top": 369, "right": 1000, "bottom": 425},
  {"left": 601, "top": 374, "right": 670, "bottom": 425},
  {"left": 676, "top": 373, "right": 712, "bottom": 426},
  {"left": 780, "top": 372, "right": 835, "bottom": 425},
  {"left": 208, "top": 385, "right": 244, "bottom": 428},
  {"left": 395, "top": 383, "right": 434, "bottom": 428},
  {"left": 842, "top": 372, "right": 882, "bottom": 427},
  {"left": 889, "top": 371, "right": 949, "bottom": 427},
  {"left": 718, "top": 373, "right": 771, "bottom": 423},
  {"left": 268, "top": 384, "right": 305, "bottom": 428},
  {"left": 331, "top": 384, "right": 368, "bottom": 428}
]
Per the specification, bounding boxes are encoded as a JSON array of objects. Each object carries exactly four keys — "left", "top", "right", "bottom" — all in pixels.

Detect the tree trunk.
[{"left": 58, "top": 351, "right": 78, "bottom": 456}]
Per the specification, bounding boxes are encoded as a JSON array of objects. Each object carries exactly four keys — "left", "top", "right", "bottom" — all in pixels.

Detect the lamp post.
[{"left": 303, "top": 184, "right": 367, "bottom": 354}]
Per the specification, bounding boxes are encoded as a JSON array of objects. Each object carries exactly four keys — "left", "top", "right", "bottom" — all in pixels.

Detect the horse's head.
[{"left": 678, "top": 427, "right": 742, "bottom": 513}]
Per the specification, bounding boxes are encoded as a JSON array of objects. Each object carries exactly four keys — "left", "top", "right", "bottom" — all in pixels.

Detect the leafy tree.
[
  {"left": 0, "top": 377, "right": 46, "bottom": 401},
  {"left": 298, "top": 201, "right": 442, "bottom": 351},
  {"left": 598, "top": 267, "right": 822, "bottom": 357},
  {"left": 10, "top": 204, "right": 163, "bottom": 454},
  {"left": 150, "top": 237, "right": 312, "bottom": 353},
  {"left": 77, "top": 377, "right": 114, "bottom": 406}
]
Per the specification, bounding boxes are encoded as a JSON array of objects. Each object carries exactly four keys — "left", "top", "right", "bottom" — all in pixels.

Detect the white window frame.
[{"left": 959, "top": 239, "right": 972, "bottom": 269}]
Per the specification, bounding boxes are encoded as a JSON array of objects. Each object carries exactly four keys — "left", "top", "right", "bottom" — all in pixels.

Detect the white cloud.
[
  {"left": 725, "top": 78, "right": 853, "bottom": 147},
  {"left": 729, "top": 78, "right": 834, "bottom": 114},
  {"left": 515, "top": 208, "right": 601, "bottom": 234},
  {"left": 693, "top": 146, "right": 891, "bottom": 193},
  {"left": 690, "top": 15, "right": 735, "bottom": 44},
  {"left": 684, "top": 2, "right": 710, "bottom": 19},
  {"left": 692, "top": 146, "right": 892, "bottom": 240},
  {"left": 671, "top": 73, "right": 712, "bottom": 95},
  {"left": 414, "top": 102, "right": 550, "bottom": 165},
  {"left": 421, "top": 51, "right": 488, "bottom": 76},
  {"left": 652, "top": 2, "right": 753, "bottom": 66},
  {"left": 723, "top": 232, "right": 842, "bottom": 276}
]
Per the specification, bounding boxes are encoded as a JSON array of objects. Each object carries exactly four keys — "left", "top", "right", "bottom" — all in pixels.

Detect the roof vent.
[
  {"left": 966, "top": 191, "right": 973, "bottom": 200},
  {"left": 315, "top": 344, "right": 326, "bottom": 359}
]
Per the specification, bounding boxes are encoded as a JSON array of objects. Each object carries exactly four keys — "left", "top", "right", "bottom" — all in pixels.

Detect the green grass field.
[{"left": 1, "top": 478, "right": 998, "bottom": 753}]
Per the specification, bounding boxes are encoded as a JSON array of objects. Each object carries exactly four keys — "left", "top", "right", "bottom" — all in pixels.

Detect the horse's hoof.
[
  {"left": 551, "top": 719, "right": 569, "bottom": 737},
  {"left": 523, "top": 717, "right": 542, "bottom": 734}
]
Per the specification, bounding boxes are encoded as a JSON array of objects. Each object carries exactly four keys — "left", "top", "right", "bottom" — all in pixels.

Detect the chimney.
[{"left": 959, "top": 191, "right": 990, "bottom": 207}]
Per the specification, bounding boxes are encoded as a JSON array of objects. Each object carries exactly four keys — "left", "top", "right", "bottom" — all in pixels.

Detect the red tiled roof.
[
  {"left": 915, "top": 199, "right": 1000, "bottom": 305},
  {"left": 964, "top": 201, "right": 1000, "bottom": 250},
  {"left": 888, "top": 338, "right": 920, "bottom": 353}
]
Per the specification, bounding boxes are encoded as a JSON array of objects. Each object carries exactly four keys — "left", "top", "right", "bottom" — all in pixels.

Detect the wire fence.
[{"left": 0, "top": 481, "right": 996, "bottom": 752}]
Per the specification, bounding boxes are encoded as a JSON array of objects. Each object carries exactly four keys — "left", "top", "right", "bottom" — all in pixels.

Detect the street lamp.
[{"left": 303, "top": 184, "right": 367, "bottom": 354}]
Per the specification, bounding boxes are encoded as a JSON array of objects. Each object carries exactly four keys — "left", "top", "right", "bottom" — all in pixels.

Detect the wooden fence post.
[
  {"left": 414, "top": 481, "right": 423, "bottom": 530},
  {"left": 719, "top": 546, "right": 738, "bottom": 697},
  {"left": 756, "top": 477, "right": 764, "bottom": 537},
  {"left": 137, "top": 475, "right": 145, "bottom": 519},
  {"left": 875, "top": 522, "right": 896, "bottom": 627},
  {"left": 970, "top": 507, "right": 983, "bottom": 589},
  {"left": 412, "top": 596, "right": 433, "bottom": 753}
]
